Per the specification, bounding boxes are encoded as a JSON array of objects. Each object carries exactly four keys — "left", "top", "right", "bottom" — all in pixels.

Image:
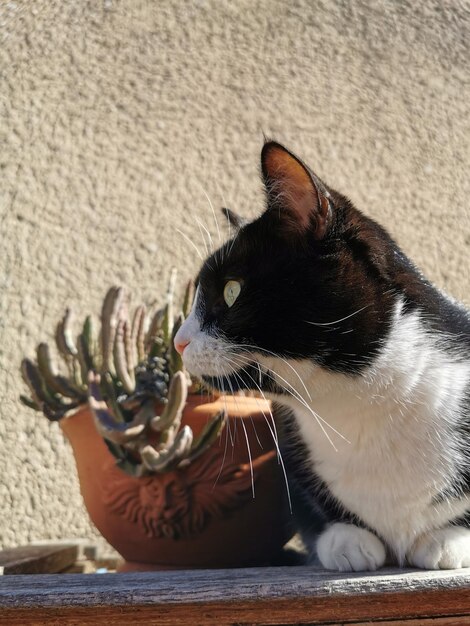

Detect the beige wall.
[{"left": 0, "top": 0, "right": 469, "bottom": 550}]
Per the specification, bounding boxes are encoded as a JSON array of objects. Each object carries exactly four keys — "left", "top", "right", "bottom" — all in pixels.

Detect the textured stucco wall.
[{"left": 0, "top": 0, "right": 469, "bottom": 550}]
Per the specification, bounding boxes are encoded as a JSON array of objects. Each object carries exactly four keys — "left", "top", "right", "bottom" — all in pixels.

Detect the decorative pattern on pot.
[{"left": 101, "top": 449, "right": 257, "bottom": 539}]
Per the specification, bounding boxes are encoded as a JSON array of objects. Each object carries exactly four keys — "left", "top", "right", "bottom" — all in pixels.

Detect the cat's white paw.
[
  {"left": 316, "top": 523, "right": 386, "bottom": 572},
  {"left": 408, "top": 527, "right": 470, "bottom": 569}
]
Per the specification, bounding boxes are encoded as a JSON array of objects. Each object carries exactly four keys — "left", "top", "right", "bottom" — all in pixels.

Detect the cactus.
[{"left": 20, "top": 276, "right": 227, "bottom": 476}]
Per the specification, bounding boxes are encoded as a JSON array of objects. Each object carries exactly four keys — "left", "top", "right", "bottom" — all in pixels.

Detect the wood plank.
[
  {"left": 350, "top": 618, "right": 470, "bottom": 626},
  {"left": 0, "top": 544, "right": 79, "bottom": 575},
  {"left": 0, "top": 566, "right": 468, "bottom": 625}
]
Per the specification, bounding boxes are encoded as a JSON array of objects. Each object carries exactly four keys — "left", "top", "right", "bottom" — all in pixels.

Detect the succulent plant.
[{"left": 20, "top": 275, "right": 226, "bottom": 476}]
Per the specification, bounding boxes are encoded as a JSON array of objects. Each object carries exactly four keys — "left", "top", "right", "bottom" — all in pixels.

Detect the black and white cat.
[{"left": 174, "top": 141, "right": 470, "bottom": 571}]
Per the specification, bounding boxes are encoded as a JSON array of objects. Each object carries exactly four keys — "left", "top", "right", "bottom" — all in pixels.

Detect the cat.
[{"left": 173, "top": 141, "right": 470, "bottom": 571}]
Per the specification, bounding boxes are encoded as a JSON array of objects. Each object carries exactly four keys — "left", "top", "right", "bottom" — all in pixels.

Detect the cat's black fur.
[
  {"left": 178, "top": 141, "right": 470, "bottom": 569},
  {"left": 200, "top": 142, "right": 469, "bottom": 371}
]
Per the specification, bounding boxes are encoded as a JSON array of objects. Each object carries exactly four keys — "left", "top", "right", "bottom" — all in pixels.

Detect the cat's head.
[{"left": 174, "top": 142, "right": 398, "bottom": 393}]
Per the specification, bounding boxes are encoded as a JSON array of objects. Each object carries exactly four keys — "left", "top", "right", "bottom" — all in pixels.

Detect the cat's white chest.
[
  {"left": 287, "top": 397, "right": 443, "bottom": 555},
  {"left": 263, "top": 304, "right": 470, "bottom": 561},
  {"left": 282, "top": 390, "right": 470, "bottom": 562}
]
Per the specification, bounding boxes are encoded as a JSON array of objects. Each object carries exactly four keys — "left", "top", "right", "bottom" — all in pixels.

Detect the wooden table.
[{"left": 0, "top": 565, "right": 469, "bottom": 625}]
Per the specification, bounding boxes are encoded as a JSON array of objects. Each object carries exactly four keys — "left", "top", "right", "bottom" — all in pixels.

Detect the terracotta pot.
[{"left": 60, "top": 394, "right": 294, "bottom": 571}]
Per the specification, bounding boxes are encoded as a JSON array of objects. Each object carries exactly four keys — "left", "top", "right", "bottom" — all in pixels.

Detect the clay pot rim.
[{"left": 61, "top": 392, "right": 270, "bottom": 423}]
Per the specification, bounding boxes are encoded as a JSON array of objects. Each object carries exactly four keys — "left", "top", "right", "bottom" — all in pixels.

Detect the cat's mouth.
[
  {"left": 202, "top": 366, "right": 255, "bottom": 393},
  {"left": 202, "top": 360, "right": 265, "bottom": 393},
  {"left": 202, "top": 361, "right": 281, "bottom": 395}
]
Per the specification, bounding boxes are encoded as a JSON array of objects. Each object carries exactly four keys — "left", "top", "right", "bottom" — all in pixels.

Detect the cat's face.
[{"left": 174, "top": 142, "right": 396, "bottom": 393}]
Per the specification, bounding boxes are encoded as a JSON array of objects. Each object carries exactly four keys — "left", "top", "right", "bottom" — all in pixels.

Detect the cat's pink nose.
[{"left": 175, "top": 339, "right": 190, "bottom": 355}]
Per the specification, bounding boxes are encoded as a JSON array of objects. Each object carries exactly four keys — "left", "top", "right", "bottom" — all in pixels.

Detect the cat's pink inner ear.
[{"left": 262, "top": 142, "right": 328, "bottom": 238}]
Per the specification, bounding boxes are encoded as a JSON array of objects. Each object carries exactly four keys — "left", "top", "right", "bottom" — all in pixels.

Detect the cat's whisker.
[
  {"left": 249, "top": 413, "right": 263, "bottom": 449},
  {"left": 228, "top": 380, "right": 239, "bottom": 459},
  {"left": 235, "top": 343, "right": 313, "bottom": 402},
  {"left": 229, "top": 368, "right": 285, "bottom": 460},
  {"left": 175, "top": 228, "right": 204, "bottom": 260},
  {"left": 227, "top": 353, "right": 336, "bottom": 454},
  {"left": 240, "top": 416, "right": 255, "bottom": 498},
  {"left": 213, "top": 392, "right": 230, "bottom": 490},
  {"left": 194, "top": 218, "right": 210, "bottom": 256},
  {"left": 304, "top": 305, "right": 371, "bottom": 327},
  {"left": 231, "top": 352, "right": 350, "bottom": 448},
  {"left": 219, "top": 354, "right": 279, "bottom": 446},
  {"left": 220, "top": 375, "right": 234, "bottom": 449},
  {"left": 220, "top": 356, "right": 292, "bottom": 511},
  {"left": 230, "top": 352, "right": 312, "bottom": 419},
  {"left": 260, "top": 371, "right": 340, "bottom": 451},
  {"left": 201, "top": 188, "right": 222, "bottom": 247},
  {"left": 227, "top": 220, "right": 242, "bottom": 259},
  {"left": 221, "top": 368, "right": 255, "bottom": 495},
  {"left": 198, "top": 183, "right": 227, "bottom": 265},
  {"left": 231, "top": 360, "right": 338, "bottom": 444}
]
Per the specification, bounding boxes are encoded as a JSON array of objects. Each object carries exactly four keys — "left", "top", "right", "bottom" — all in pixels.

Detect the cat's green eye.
[{"left": 223, "top": 280, "right": 242, "bottom": 308}]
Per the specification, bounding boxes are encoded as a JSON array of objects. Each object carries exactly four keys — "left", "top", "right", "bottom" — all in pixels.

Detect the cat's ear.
[
  {"left": 221, "top": 207, "right": 247, "bottom": 230},
  {"left": 261, "top": 141, "right": 332, "bottom": 239}
]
